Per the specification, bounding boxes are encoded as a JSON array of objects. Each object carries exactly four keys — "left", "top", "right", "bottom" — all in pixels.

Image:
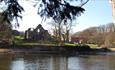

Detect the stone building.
[{"left": 24, "top": 24, "right": 52, "bottom": 41}]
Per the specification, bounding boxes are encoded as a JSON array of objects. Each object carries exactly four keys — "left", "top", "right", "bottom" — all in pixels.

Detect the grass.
[
  {"left": 14, "top": 36, "right": 24, "bottom": 44},
  {"left": 14, "top": 36, "right": 99, "bottom": 48},
  {"left": 20, "top": 42, "right": 55, "bottom": 46},
  {"left": 14, "top": 36, "right": 56, "bottom": 46},
  {"left": 15, "top": 36, "right": 24, "bottom": 40},
  {"left": 64, "top": 43, "right": 99, "bottom": 48},
  {"left": 64, "top": 43, "right": 80, "bottom": 46},
  {"left": 87, "top": 44, "right": 98, "bottom": 48}
]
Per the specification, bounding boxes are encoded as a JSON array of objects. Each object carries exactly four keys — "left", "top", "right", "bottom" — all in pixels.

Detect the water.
[{"left": 0, "top": 53, "right": 115, "bottom": 70}]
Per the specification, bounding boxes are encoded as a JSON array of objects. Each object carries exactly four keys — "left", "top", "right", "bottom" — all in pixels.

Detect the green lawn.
[
  {"left": 87, "top": 44, "right": 98, "bottom": 48},
  {"left": 14, "top": 36, "right": 99, "bottom": 47},
  {"left": 15, "top": 36, "right": 24, "bottom": 39},
  {"left": 19, "top": 42, "right": 55, "bottom": 46},
  {"left": 64, "top": 43, "right": 99, "bottom": 48},
  {"left": 14, "top": 36, "right": 56, "bottom": 46},
  {"left": 64, "top": 43, "right": 80, "bottom": 46}
]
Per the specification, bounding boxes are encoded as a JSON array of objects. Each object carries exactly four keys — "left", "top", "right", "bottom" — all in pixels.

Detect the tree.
[
  {"left": 0, "top": 13, "right": 13, "bottom": 44},
  {"left": 0, "top": 0, "right": 89, "bottom": 45},
  {"left": 74, "top": 23, "right": 115, "bottom": 47},
  {"left": 1, "top": 0, "right": 24, "bottom": 27},
  {"left": 39, "top": 0, "right": 89, "bottom": 42},
  {"left": 49, "top": 20, "right": 73, "bottom": 42},
  {"left": 37, "top": 0, "right": 89, "bottom": 43},
  {"left": 105, "top": 23, "right": 115, "bottom": 32},
  {"left": 0, "top": 0, "right": 89, "bottom": 26},
  {"left": 62, "top": 20, "right": 73, "bottom": 42}
]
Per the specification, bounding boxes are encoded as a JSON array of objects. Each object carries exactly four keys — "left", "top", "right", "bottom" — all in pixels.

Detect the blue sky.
[
  {"left": 16, "top": 0, "right": 114, "bottom": 33},
  {"left": 72, "top": 0, "right": 114, "bottom": 32}
]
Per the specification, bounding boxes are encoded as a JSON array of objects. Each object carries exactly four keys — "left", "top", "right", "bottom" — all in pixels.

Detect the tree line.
[{"left": 73, "top": 23, "right": 115, "bottom": 47}]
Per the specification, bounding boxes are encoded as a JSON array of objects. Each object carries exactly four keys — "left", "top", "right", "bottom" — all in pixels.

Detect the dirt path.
[
  {"left": 0, "top": 49, "right": 11, "bottom": 53},
  {"left": 109, "top": 48, "right": 115, "bottom": 51}
]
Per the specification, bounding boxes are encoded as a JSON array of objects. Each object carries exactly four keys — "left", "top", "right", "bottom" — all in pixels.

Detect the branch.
[{"left": 80, "top": 0, "right": 89, "bottom": 7}]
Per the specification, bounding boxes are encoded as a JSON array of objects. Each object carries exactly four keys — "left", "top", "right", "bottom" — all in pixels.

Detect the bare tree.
[{"left": 106, "top": 23, "right": 115, "bottom": 32}]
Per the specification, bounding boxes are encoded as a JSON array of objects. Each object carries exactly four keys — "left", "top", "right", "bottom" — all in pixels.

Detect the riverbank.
[
  {"left": 0, "top": 49, "right": 11, "bottom": 53},
  {"left": 0, "top": 44, "right": 113, "bottom": 55}
]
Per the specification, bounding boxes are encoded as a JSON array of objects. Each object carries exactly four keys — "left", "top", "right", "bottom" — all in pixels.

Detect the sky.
[
  {"left": 14, "top": 0, "right": 115, "bottom": 33},
  {"left": 73, "top": 0, "right": 114, "bottom": 32}
]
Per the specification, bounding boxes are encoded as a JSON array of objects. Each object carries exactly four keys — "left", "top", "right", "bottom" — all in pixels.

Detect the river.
[{"left": 0, "top": 53, "right": 115, "bottom": 70}]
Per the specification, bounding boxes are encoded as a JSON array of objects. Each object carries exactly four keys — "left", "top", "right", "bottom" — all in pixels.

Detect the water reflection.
[
  {"left": 10, "top": 54, "right": 68, "bottom": 70},
  {"left": 68, "top": 55, "right": 115, "bottom": 70},
  {"left": 0, "top": 53, "right": 115, "bottom": 70},
  {"left": 52, "top": 56, "right": 68, "bottom": 70},
  {"left": 11, "top": 58, "right": 24, "bottom": 70},
  {"left": 0, "top": 54, "right": 12, "bottom": 70}
]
